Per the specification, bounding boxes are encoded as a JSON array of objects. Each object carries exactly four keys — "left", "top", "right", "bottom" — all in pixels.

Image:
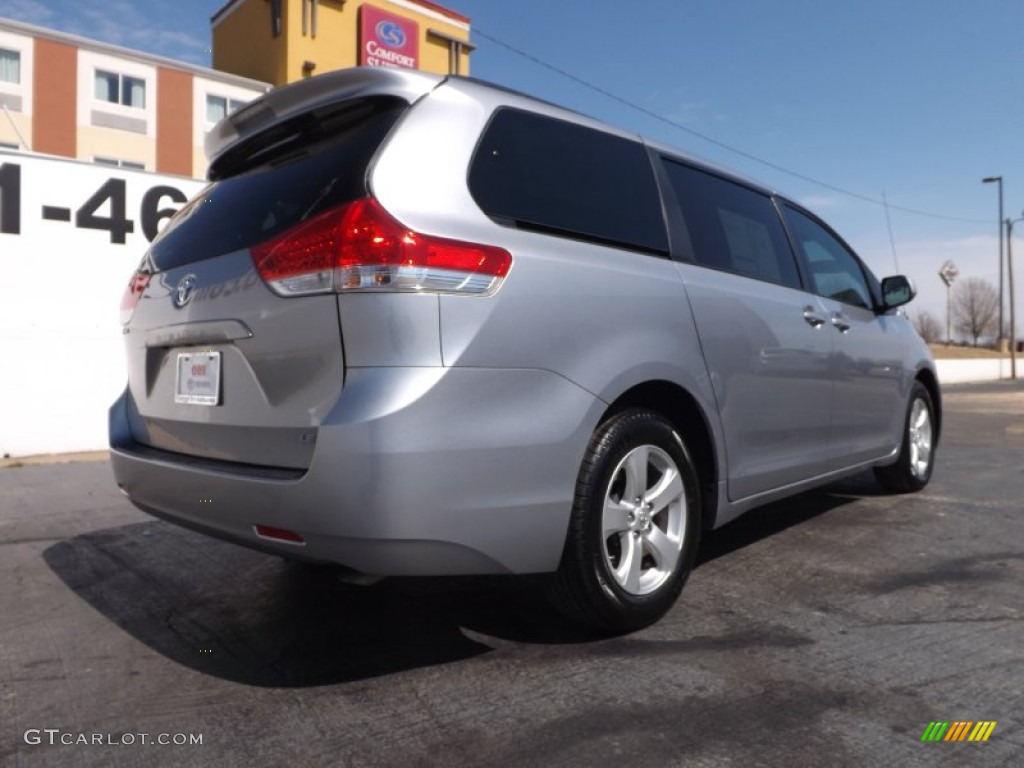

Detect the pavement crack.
[
  {"left": 860, "top": 616, "right": 1022, "bottom": 628},
  {"left": 0, "top": 536, "right": 65, "bottom": 546}
]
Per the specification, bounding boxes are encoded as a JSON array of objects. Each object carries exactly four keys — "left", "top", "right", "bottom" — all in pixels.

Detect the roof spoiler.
[{"left": 205, "top": 67, "right": 444, "bottom": 172}]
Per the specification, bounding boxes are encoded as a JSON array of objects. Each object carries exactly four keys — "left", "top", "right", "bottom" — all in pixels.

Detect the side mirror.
[{"left": 880, "top": 275, "right": 915, "bottom": 309}]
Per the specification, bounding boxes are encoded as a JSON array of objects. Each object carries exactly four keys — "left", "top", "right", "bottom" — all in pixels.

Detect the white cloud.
[
  {"left": 860, "top": 234, "right": 1024, "bottom": 339},
  {"left": 667, "top": 102, "right": 709, "bottom": 125},
  {"left": 34, "top": 2, "right": 208, "bottom": 65},
  {"left": 0, "top": 0, "right": 55, "bottom": 25},
  {"left": 798, "top": 195, "right": 841, "bottom": 210},
  {"left": 656, "top": 102, "right": 730, "bottom": 132},
  {"left": 645, "top": 85, "right": 725, "bottom": 127}
]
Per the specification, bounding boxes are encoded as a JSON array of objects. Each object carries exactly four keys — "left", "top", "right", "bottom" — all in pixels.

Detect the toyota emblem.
[{"left": 174, "top": 275, "right": 197, "bottom": 308}]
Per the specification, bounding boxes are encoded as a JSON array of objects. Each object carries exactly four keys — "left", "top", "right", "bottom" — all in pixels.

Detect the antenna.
[{"left": 883, "top": 190, "right": 900, "bottom": 273}]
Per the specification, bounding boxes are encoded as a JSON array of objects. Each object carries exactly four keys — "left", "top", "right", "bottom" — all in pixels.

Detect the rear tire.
[
  {"left": 873, "top": 381, "right": 936, "bottom": 493},
  {"left": 549, "top": 408, "right": 701, "bottom": 633}
]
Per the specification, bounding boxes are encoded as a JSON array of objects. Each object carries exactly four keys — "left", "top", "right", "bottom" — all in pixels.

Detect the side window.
[
  {"left": 469, "top": 109, "right": 668, "bottom": 254},
  {"left": 94, "top": 70, "right": 146, "bottom": 109},
  {"left": 206, "top": 95, "right": 228, "bottom": 124},
  {"left": 0, "top": 48, "right": 20, "bottom": 85},
  {"left": 782, "top": 205, "right": 873, "bottom": 309},
  {"left": 662, "top": 159, "right": 801, "bottom": 289},
  {"left": 94, "top": 156, "right": 146, "bottom": 170},
  {"left": 206, "top": 95, "right": 250, "bottom": 126}
]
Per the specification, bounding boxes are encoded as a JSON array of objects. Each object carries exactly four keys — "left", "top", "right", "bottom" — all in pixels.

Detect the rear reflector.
[
  {"left": 254, "top": 524, "right": 306, "bottom": 545},
  {"left": 250, "top": 197, "right": 512, "bottom": 297},
  {"left": 120, "top": 271, "right": 150, "bottom": 325}
]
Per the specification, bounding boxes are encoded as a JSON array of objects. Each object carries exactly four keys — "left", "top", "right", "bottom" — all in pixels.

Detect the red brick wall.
[
  {"left": 32, "top": 38, "right": 77, "bottom": 157},
  {"left": 156, "top": 67, "right": 193, "bottom": 176}
]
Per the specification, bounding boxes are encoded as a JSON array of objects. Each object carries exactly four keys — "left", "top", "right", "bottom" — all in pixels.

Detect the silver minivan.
[{"left": 110, "top": 67, "right": 939, "bottom": 632}]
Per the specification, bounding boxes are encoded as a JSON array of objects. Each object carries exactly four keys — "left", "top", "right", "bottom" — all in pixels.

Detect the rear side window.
[
  {"left": 663, "top": 159, "right": 801, "bottom": 290},
  {"left": 469, "top": 108, "right": 668, "bottom": 254},
  {"left": 148, "top": 97, "right": 406, "bottom": 271}
]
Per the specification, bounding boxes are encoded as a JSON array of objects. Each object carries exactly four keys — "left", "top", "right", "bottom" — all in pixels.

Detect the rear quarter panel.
[
  {"left": 370, "top": 80, "right": 727, "bottom": 525},
  {"left": 370, "top": 80, "right": 719, "bottom": 408}
]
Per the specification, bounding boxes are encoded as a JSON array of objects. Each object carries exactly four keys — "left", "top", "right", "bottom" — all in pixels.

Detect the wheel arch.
[
  {"left": 600, "top": 380, "right": 720, "bottom": 533},
  {"left": 915, "top": 366, "right": 942, "bottom": 447}
]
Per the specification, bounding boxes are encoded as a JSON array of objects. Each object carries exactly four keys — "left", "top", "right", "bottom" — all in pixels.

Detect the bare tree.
[
  {"left": 911, "top": 310, "right": 943, "bottom": 344},
  {"left": 952, "top": 277, "right": 999, "bottom": 346}
]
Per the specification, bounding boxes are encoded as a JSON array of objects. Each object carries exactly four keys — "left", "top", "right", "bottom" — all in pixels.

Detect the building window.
[
  {"left": 205, "top": 95, "right": 248, "bottom": 125},
  {"left": 427, "top": 31, "right": 475, "bottom": 76},
  {"left": 94, "top": 156, "right": 146, "bottom": 170},
  {"left": 0, "top": 48, "right": 20, "bottom": 85},
  {"left": 94, "top": 70, "right": 146, "bottom": 108},
  {"left": 448, "top": 42, "right": 462, "bottom": 75}
]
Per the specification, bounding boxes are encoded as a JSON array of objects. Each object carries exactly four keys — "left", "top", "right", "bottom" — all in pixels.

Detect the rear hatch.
[{"left": 119, "top": 91, "right": 413, "bottom": 469}]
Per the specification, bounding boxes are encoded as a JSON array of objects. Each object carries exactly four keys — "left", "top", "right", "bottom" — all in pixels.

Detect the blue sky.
[{"left": 3, "top": 0, "right": 1022, "bottom": 331}]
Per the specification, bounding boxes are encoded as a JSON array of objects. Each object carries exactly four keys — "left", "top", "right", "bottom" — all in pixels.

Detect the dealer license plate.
[{"left": 174, "top": 351, "right": 221, "bottom": 406}]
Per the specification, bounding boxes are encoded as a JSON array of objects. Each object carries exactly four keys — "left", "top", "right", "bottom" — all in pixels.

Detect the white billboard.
[{"left": 0, "top": 151, "right": 203, "bottom": 457}]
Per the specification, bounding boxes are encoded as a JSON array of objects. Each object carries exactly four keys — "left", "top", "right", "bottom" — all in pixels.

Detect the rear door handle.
[
  {"left": 831, "top": 313, "right": 851, "bottom": 333},
  {"left": 802, "top": 306, "right": 825, "bottom": 328}
]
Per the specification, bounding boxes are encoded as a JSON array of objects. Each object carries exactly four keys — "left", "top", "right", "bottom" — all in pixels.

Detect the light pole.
[
  {"left": 982, "top": 176, "right": 1004, "bottom": 343},
  {"left": 1005, "top": 216, "right": 1019, "bottom": 379}
]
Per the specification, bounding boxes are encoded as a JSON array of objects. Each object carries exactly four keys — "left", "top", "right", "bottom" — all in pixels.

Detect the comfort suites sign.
[{"left": 360, "top": 4, "right": 419, "bottom": 69}]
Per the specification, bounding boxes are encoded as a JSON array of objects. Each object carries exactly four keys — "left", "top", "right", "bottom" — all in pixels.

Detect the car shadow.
[
  {"left": 42, "top": 473, "right": 876, "bottom": 687},
  {"left": 697, "top": 470, "right": 882, "bottom": 565}
]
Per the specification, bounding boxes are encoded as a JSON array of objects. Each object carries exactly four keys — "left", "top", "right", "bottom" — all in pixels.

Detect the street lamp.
[
  {"left": 1005, "top": 215, "right": 1020, "bottom": 379},
  {"left": 982, "top": 176, "right": 1004, "bottom": 343}
]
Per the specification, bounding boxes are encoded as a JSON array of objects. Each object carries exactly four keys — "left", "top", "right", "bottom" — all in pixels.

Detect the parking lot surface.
[{"left": 1, "top": 381, "right": 1022, "bottom": 767}]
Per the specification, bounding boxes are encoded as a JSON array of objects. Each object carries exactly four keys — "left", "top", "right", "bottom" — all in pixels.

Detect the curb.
[{"left": 1, "top": 450, "right": 109, "bottom": 469}]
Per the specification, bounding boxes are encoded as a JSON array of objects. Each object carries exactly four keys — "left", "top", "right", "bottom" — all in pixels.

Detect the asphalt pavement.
[{"left": 1, "top": 380, "right": 1022, "bottom": 767}]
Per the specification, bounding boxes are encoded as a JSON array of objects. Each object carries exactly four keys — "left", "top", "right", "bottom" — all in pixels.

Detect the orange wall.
[
  {"left": 214, "top": 0, "right": 471, "bottom": 86},
  {"left": 156, "top": 67, "right": 193, "bottom": 176},
  {"left": 32, "top": 38, "right": 76, "bottom": 156}
]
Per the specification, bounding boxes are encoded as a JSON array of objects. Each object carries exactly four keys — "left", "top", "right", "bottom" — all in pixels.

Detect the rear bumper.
[{"left": 110, "top": 366, "right": 603, "bottom": 575}]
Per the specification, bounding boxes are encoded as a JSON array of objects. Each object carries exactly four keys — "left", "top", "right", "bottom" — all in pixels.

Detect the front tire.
[
  {"left": 550, "top": 408, "right": 701, "bottom": 633},
  {"left": 873, "top": 381, "right": 936, "bottom": 493}
]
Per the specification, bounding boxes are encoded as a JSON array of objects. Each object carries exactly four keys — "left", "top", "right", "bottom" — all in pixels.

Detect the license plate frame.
[{"left": 174, "top": 351, "right": 221, "bottom": 406}]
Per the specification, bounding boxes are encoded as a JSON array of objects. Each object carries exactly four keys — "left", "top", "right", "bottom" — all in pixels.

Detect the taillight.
[
  {"left": 250, "top": 197, "right": 512, "bottom": 297},
  {"left": 120, "top": 270, "right": 150, "bottom": 325}
]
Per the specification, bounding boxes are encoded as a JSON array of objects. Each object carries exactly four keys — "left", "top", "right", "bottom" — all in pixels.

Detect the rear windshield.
[{"left": 147, "top": 97, "right": 406, "bottom": 272}]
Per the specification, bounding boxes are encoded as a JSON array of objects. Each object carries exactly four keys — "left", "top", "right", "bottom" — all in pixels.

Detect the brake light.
[
  {"left": 250, "top": 197, "right": 512, "bottom": 297},
  {"left": 120, "top": 271, "right": 150, "bottom": 325}
]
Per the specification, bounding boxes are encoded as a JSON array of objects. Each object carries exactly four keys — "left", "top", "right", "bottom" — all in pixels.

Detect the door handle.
[
  {"left": 831, "top": 313, "right": 851, "bottom": 333},
  {"left": 802, "top": 306, "right": 825, "bottom": 328}
]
